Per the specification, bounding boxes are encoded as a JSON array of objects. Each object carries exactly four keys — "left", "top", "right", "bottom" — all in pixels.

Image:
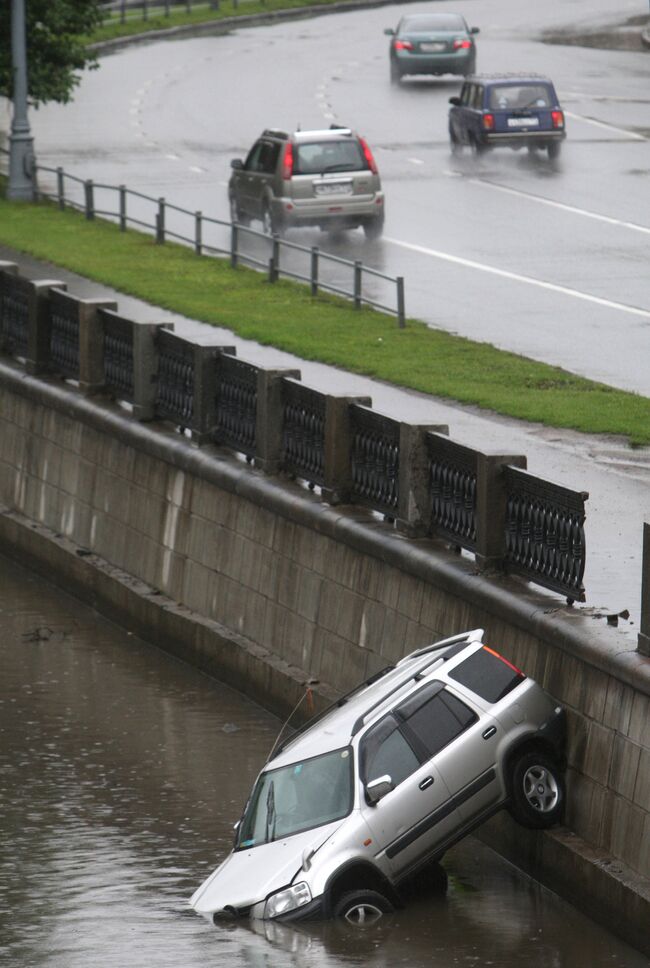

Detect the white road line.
[
  {"left": 408, "top": 158, "right": 424, "bottom": 166},
  {"left": 463, "top": 177, "right": 650, "bottom": 235},
  {"left": 189, "top": 166, "right": 205, "bottom": 173},
  {"left": 564, "top": 111, "right": 647, "bottom": 141},
  {"left": 383, "top": 237, "right": 650, "bottom": 319}
]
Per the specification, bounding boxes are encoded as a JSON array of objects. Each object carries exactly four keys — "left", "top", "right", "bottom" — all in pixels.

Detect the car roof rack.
[{"left": 262, "top": 128, "right": 289, "bottom": 140}]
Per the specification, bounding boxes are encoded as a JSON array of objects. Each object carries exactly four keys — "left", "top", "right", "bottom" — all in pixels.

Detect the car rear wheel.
[
  {"left": 363, "top": 215, "right": 384, "bottom": 241},
  {"left": 547, "top": 142, "right": 562, "bottom": 160},
  {"left": 471, "top": 135, "right": 487, "bottom": 157},
  {"left": 333, "top": 889, "right": 394, "bottom": 925},
  {"left": 390, "top": 60, "right": 401, "bottom": 85},
  {"left": 508, "top": 751, "right": 565, "bottom": 829}
]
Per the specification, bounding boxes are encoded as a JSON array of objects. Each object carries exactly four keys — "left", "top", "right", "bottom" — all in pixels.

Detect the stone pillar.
[
  {"left": 25, "top": 281, "right": 68, "bottom": 375},
  {"left": 192, "top": 344, "right": 236, "bottom": 446},
  {"left": 639, "top": 522, "right": 650, "bottom": 656},
  {"left": 254, "top": 368, "right": 301, "bottom": 474},
  {"left": 397, "top": 423, "right": 450, "bottom": 536},
  {"left": 78, "top": 298, "right": 118, "bottom": 394},
  {"left": 321, "top": 395, "right": 372, "bottom": 505},
  {"left": 475, "top": 452, "right": 527, "bottom": 571},
  {"left": 132, "top": 323, "right": 171, "bottom": 422}
]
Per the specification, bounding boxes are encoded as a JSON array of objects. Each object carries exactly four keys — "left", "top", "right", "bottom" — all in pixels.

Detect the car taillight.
[
  {"left": 282, "top": 143, "right": 293, "bottom": 180},
  {"left": 394, "top": 39, "right": 413, "bottom": 51},
  {"left": 453, "top": 38, "right": 471, "bottom": 49},
  {"left": 483, "top": 646, "right": 524, "bottom": 677},
  {"left": 359, "top": 137, "right": 378, "bottom": 175},
  {"left": 482, "top": 113, "right": 495, "bottom": 130},
  {"left": 551, "top": 110, "right": 565, "bottom": 129}
]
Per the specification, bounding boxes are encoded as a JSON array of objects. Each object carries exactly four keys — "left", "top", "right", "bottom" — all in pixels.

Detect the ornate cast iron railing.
[
  {"left": 155, "top": 329, "right": 194, "bottom": 426},
  {"left": 49, "top": 290, "right": 80, "bottom": 380},
  {"left": 0, "top": 273, "right": 30, "bottom": 360},
  {"left": 350, "top": 405, "right": 399, "bottom": 517},
  {"left": 427, "top": 433, "right": 478, "bottom": 551},
  {"left": 504, "top": 465, "right": 588, "bottom": 602},
  {"left": 214, "top": 355, "right": 257, "bottom": 459},
  {"left": 282, "top": 380, "right": 326, "bottom": 487},
  {"left": 101, "top": 309, "right": 134, "bottom": 403}
]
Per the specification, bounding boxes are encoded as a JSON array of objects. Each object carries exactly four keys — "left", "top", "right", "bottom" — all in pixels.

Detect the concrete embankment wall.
[{"left": 0, "top": 361, "right": 648, "bottom": 953}]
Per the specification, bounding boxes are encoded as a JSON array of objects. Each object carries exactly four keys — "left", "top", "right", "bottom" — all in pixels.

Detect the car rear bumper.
[
  {"left": 484, "top": 130, "right": 566, "bottom": 148},
  {"left": 395, "top": 51, "right": 472, "bottom": 75},
  {"left": 272, "top": 194, "right": 384, "bottom": 227}
]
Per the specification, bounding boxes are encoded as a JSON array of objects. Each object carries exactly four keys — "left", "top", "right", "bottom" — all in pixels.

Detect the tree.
[{"left": 0, "top": 0, "right": 104, "bottom": 107}]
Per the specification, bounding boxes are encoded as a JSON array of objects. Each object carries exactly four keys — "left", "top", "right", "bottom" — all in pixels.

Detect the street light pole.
[{"left": 7, "top": 0, "right": 36, "bottom": 200}]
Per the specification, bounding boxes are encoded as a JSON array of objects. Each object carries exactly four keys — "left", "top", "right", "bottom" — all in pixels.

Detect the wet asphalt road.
[
  {"left": 24, "top": 0, "right": 650, "bottom": 394},
  {"left": 2, "top": 552, "right": 649, "bottom": 967}
]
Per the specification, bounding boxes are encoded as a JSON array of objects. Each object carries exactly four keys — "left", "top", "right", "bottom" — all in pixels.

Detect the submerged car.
[
  {"left": 385, "top": 13, "right": 479, "bottom": 84},
  {"left": 228, "top": 126, "right": 385, "bottom": 239},
  {"left": 448, "top": 74, "right": 566, "bottom": 159},
  {"left": 190, "top": 628, "right": 565, "bottom": 926}
]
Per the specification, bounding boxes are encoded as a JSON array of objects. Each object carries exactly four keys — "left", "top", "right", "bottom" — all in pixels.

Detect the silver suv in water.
[
  {"left": 228, "top": 126, "right": 385, "bottom": 238},
  {"left": 190, "top": 629, "right": 565, "bottom": 925}
]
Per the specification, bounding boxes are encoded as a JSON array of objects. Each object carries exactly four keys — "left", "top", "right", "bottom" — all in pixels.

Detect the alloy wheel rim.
[
  {"left": 523, "top": 765, "right": 559, "bottom": 813},
  {"left": 344, "top": 902, "right": 384, "bottom": 925}
]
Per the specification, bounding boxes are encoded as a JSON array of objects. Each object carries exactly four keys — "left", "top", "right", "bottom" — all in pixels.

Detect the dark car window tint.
[
  {"left": 401, "top": 689, "right": 477, "bottom": 758},
  {"left": 448, "top": 646, "right": 525, "bottom": 703},
  {"left": 361, "top": 714, "right": 420, "bottom": 787},
  {"left": 244, "top": 141, "right": 264, "bottom": 171},
  {"left": 258, "top": 141, "right": 280, "bottom": 174},
  {"left": 460, "top": 83, "right": 471, "bottom": 106},
  {"left": 472, "top": 85, "right": 483, "bottom": 109},
  {"left": 294, "top": 140, "right": 365, "bottom": 175},
  {"left": 489, "top": 84, "right": 552, "bottom": 110}
]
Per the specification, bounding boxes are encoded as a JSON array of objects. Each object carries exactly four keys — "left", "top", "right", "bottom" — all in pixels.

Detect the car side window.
[
  {"left": 460, "top": 83, "right": 472, "bottom": 106},
  {"left": 258, "top": 141, "right": 280, "bottom": 174},
  {"left": 472, "top": 85, "right": 484, "bottom": 109},
  {"left": 360, "top": 714, "right": 421, "bottom": 788},
  {"left": 244, "top": 141, "right": 264, "bottom": 172},
  {"left": 397, "top": 683, "right": 477, "bottom": 759}
]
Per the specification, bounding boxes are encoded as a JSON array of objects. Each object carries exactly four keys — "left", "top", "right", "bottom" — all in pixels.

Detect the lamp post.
[{"left": 7, "top": 0, "right": 36, "bottom": 200}]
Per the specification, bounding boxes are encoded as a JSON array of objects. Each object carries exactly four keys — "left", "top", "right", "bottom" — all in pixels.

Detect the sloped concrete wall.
[{"left": 0, "top": 362, "right": 648, "bottom": 951}]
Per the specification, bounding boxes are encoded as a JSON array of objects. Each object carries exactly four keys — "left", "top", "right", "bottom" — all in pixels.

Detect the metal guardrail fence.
[
  {"left": 100, "top": 0, "right": 242, "bottom": 23},
  {"left": 33, "top": 163, "right": 405, "bottom": 327},
  {"left": 0, "top": 262, "right": 589, "bottom": 604}
]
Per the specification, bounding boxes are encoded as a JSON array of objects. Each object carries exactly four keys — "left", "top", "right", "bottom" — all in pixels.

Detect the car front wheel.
[
  {"left": 230, "top": 195, "right": 249, "bottom": 227},
  {"left": 333, "top": 889, "right": 394, "bottom": 925},
  {"left": 508, "top": 751, "right": 565, "bottom": 829},
  {"left": 262, "top": 203, "right": 282, "bottom": 237}
]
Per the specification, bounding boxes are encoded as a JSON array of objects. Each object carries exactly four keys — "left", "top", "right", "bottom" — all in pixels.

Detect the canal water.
[{"left": 0, "top": 552, "right": 646, "bottom": 968}]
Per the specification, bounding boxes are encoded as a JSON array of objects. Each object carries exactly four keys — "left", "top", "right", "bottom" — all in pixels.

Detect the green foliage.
[{"left": 0, "top": 0, "right": 103, "bottom": 106}]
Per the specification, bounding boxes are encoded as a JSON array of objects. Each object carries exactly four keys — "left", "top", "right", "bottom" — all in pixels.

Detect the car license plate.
[
  {"left": 420, "top": 42, "right": 446, "bottom": 52},
  {"left": 314, "top": 181, "right": 353, "bottom": 196},
  {"left": 507, "top": 117, "right": 540, "bottom": 127}
]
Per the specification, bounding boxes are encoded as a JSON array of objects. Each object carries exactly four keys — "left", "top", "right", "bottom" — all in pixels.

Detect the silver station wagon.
[{"left": 190, "top": 629, "right": 566, "bottom": 926}]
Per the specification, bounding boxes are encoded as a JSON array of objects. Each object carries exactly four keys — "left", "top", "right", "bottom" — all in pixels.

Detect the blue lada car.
[{"left": 448, "top": 74, "right": 566, "bottom": 160}]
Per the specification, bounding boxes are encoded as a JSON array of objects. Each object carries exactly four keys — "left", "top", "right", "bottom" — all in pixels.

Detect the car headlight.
[{"left": 264, "top": 882, "right": 312, "bottom": 919}]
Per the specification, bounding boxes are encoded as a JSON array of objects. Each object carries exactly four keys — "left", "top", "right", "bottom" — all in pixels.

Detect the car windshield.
[
  {"left": 236, "top": 747, "right": 354, "bottom": 849},
  {"left": 294, "top": 140, "right": 365, "bottom": 175},
  {"left": 401, "top": 14, "right": 465, "bottom": 32},
  {"left": 488, "top": 84, "right": 552, "bottom": 110}
]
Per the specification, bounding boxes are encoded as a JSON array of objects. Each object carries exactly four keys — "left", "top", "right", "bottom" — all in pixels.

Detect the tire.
[
  {"left": 471, "top": 135, "right": 487, "bottom": 157},
  {"left": 548, "top": 142, "right": 562, "bottom": 160},
  {"left": 229, "top": 194, "right": 249, "bottom": 227},
  {"left": 333, "top": 889, "right": 394, "bottom": 925},
  {"left": 390, "top": 60, "right": 401, "bottom": 85},
  {"left": 262, "top": 203, "right": 282, "bottom": 237},
  {"left": 363, "top": 215, "right": 384, "bottom": 241},
  {"left": 508, "top": 751, "right": 565, "bottom": 829},
  {"left": 450, "top": 127, "right": 462, "bottom": 156}
]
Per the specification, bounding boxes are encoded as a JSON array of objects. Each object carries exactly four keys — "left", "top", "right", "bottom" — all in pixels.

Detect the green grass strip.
[{"left": 1, "top": 188, "right": 648, "bottom": 446}]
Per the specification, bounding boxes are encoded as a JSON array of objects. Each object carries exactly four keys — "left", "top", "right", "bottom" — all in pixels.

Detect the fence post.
[
  {"left": 396, "top": 423, "right": 450, "bottom": 536},
  {"left": 143, "top": 0, "right": 148, "bottom": 21},
  {"left": 354, "top": 261, "right": 362, "bottom": 309},
  {"left": 132, "top": 322, "right": 172, "bottom": 422},
  {"left": 639, "top": 522, "right": 650, "bottom": 656},
  {"left": 397, "top": 276, "right": 405, "bottom": 329},
  {"left": 231, "top": 224, "right": 238, "bottom": 268},
  {"left": 254, "top": 367, "right": 301, "bottom": 474},
  {"left": 119, "top": 185, "right": 127, "bottom": 231},
  {"left": 475, "top": 452, "right": 527, "bottom": 571},
  {"left": 311, "top": 247, "right": 319, "bottom": 297},
  {"left": 156, "top": 198, "right": 165, "bottom": 244},
  {"left": 320, "top": 395, "right": 372, "bottom": 505},
  {"left": 165, "top": 0, "right": 171, "bottom": 14},
  {"left": 120, "top": 0, "right": 126, "bottom": 24},
  {"left": 269, "top": 235, "right": 280, "bottom": 283},
  {"left": 84, "top": 180, "right": 95, "bottom": 220},
  {"left": 56, "top": 167, "right": 65, "bottom": 211},
  {"left": 24, "top": 280, "right": 68, "bottom": 376},
  {"left": 78, "top": 298, "right": 118, "bottom": 395},
  {"left": 195, "top": 211, "right": 202, "bottom": 255}
]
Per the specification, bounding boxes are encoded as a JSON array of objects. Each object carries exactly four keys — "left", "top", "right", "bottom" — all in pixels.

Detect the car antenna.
[{"left": 265, "top": 678, "right": 319, "bottom": 765}]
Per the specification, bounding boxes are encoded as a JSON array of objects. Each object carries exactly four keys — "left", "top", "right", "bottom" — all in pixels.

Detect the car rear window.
[
  {"left": 293, "top": 140, "right": 365, "bottom": 175},
  {"left": 448, "top": 646, "right": 525, "bottom": 703},
  {"left": 488, "top": 85, "right": 552, "bottom": 110},
  {"left": 402, "top": 14, "right": 466, "bottom": 31}
]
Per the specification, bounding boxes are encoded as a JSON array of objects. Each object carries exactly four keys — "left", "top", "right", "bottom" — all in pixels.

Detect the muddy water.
[{"left": 0, "top": 553, "right": 646, "bottom": 968}]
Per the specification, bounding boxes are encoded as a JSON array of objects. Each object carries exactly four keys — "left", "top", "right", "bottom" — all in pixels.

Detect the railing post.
[
  {"left": 84, "top": 179, "right": 95, "bottom": 220},
  {"left": 0, "top": 262, "right": 19, "bottom": 355},
  {"left": 354, "top": 261, "right": 362, "bottom": 309},
  {"left": 254, "top": 367, "right": 301, "bottom": 474},
  {"left": 24, "top": 280, "right": 68, "bottom": 376},
  {"left": 78, "top": 297, "right": 118, "bottom": 395},
  {"left": 311, "top": 246, "right": 319, "bottom": 297},
  {"left": 156, "top": 198, "right": 165, "bottom": 244},
  {"left": 195, "top": 211, "right": 202, "bottom": 255},
  {"left": 269, "top": 235, "right": 280, "bottom": 283},
  {"left": 120, "top": 0, "right": 126, "bottom": 24},
  {"left": 143, "top": 0, "right": 148, "bottom": 21},
  {"left": 119, "top": 185, "right": 127, "bottom": 231},
  {"left": 231, "top": 223, "right": 238, "bottom": 268},
  {"left": 397, "top": 275, "right": 405, "bottom": 329},
  {"left": 639, "top": 522, "right": 650, "bottom": 656},
  {"left": 133, "top": 322, "right": 172, "bottom": 421},
  {"left": 396, "top": 423, "right": 449, "bottom": 536},
  {"left": 56, "top": 167, "right": 65, "bottom": 211},
  {"left": 320, "top": 395, "right": 371, "bottom": 505},
  {"left": 475, "top": 453, "right": 527, "bottom": 571},
  {"left": 165, "top": 0, "right": 171, "bottom": 14}
]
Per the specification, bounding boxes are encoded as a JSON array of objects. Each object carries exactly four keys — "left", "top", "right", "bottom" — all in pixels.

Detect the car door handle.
[
  {"left": 419, "top": 776, "right": 434, "bottom": 791},
  {"left": 482, "top": 726, "right": 497, "bottom": 740}
]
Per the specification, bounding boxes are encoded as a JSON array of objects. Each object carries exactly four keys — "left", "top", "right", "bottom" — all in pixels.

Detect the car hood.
[{"left": 190, "top": 821, "right": 341, "bottom": 916}]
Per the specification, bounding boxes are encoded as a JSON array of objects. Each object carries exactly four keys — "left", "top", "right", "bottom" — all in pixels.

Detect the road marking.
[
  {"left": 564, "top": 111, "right": 646, "bottom": 141},
  {"left": 165, "top": 153, "right": 180, "bottom": 161},
  {"left": 460, "top": 176, "right": 650, "bottom": 235},
  {"left": 189, "top": 166, "right": 205, "bottom": 173},
  {"left": 383, "top": 237, "right": 650, "bottom": 319},
  {"left": 408, "top": 158, "right": 424, "bottom": 166}
]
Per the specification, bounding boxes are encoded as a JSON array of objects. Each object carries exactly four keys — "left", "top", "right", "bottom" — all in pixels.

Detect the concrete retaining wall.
[{"left": 1, "top": 360, "right": 648, "bottom": 953}]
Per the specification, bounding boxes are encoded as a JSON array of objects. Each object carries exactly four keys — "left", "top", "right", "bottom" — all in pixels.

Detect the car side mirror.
[
  {"left": 470, "top": 27, "right": 479, "bottom": 35},
  {"left": 231, "top": 159, "right": 244, "bottom": 170},
  {"left": 384, "top": 28, "right": 395, "bottom": 35},
  {"left": 449, "top": 96, "right": 461, "bottom": 106},
  {"left": 366, "top": 775, "right": 394, "bottom": 805}
]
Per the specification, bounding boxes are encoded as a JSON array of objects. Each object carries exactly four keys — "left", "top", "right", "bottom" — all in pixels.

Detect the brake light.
[
  {"left": 551, "top": 110, "right": 565, "bottom": 129},
  {"left": 359, "top": 137, "right": 378, "bottom": 175},
  {"left": 482, "top": 113, "right": 495, "bottom": 130},
  {"left": 394, "top": 39, "right": 413, "bottom": 51},
  {"left": 453, "top": 38, "right": 471, "bottom": 49},
  {"left": 282, "top": 142, "right": 293, "bottom": 180},
  {"left": 483, "top": 646, "right": 524, "bottom": 677}
]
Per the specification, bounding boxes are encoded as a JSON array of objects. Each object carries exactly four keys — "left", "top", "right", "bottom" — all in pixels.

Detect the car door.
[{"left": 237, "top": 140, "right": 265, "bottom": 218}]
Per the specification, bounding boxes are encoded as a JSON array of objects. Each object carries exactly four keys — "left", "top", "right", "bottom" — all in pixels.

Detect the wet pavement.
[{"left": 1, "top": 553, "right": 649, "bottom": 967}]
